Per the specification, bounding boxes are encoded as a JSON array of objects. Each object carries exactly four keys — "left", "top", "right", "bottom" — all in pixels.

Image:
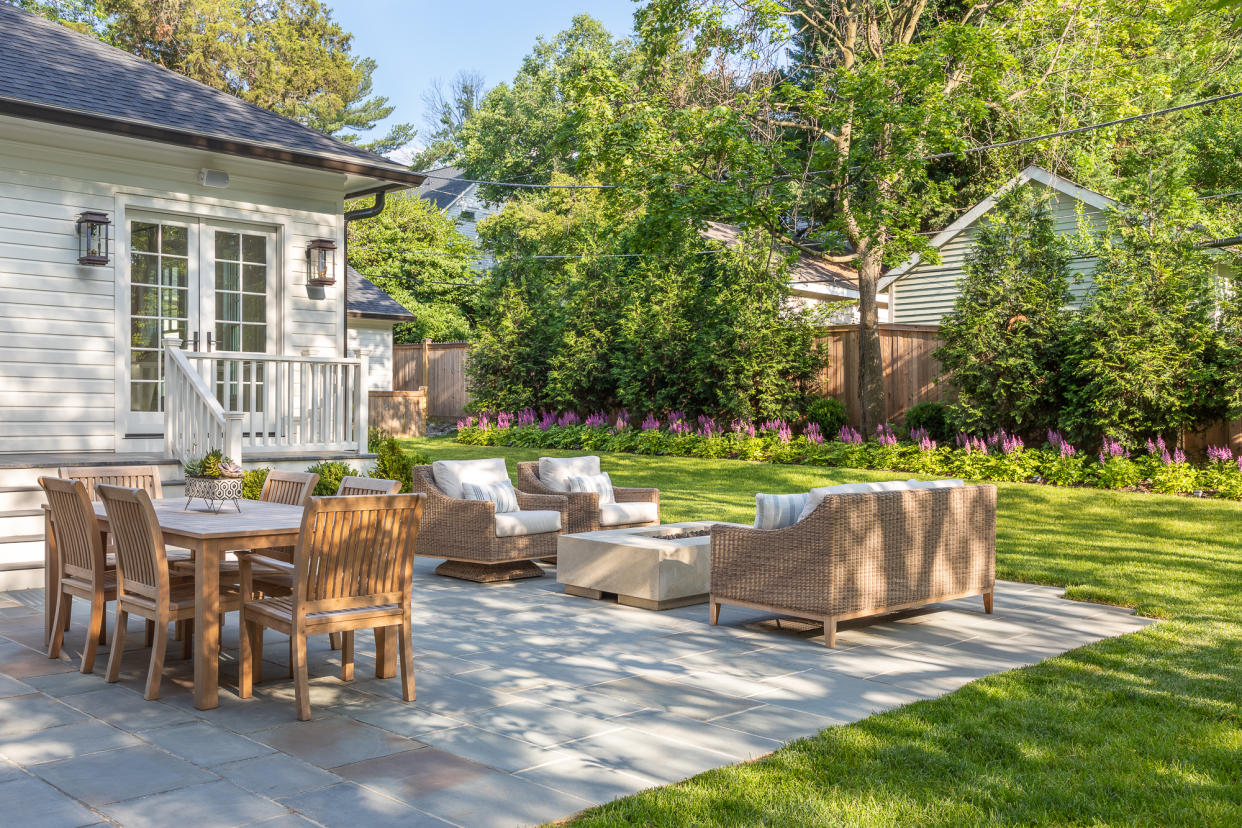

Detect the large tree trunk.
[{"left": 857, "top": 246, "right": 886, "bottom": 434}]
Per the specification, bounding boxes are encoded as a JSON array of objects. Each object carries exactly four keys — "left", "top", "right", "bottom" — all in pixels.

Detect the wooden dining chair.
[
  {"left": 260, "top": 470, "right": 320, "bottom": 505},
  {"left": 336, "top": 476, "right": 402, "bottom": 496},
  {"left": 58, "top": 465, "right": 163, "bottom": 501},
  {"left": 97, "top": 484, "right": 240, "bottom": 700},
  {"left": 40, "top": 477, "right": 116, "bottom": 674},
  {"left": 238, "top": 493, "right": 424, "bottom": 720}
]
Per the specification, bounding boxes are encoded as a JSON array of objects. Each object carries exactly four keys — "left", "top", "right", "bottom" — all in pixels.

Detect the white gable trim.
[{"left": 878, "top": 165, "right": 1116, "bottom": 291}]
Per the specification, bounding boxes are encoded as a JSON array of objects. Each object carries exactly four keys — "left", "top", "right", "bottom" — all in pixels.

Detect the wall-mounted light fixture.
[
  {"left": 76, "top": 211, "right": 111, "bottom": 266},
  {"left": 306, "top": 239, "right": 337, "bottom": 286}
]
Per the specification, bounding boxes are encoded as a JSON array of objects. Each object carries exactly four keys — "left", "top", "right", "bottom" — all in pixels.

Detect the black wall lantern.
[
  {"left": 76, "top": 211, "right": 111, "bottom": 266},
  {"left": 306, "top": 238, "right": 337, "bottom": 286}
]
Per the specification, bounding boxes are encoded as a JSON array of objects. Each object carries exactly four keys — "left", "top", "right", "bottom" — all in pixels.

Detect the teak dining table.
[{"left": 44, "top": 497, "right": 399, "bottom": 710}]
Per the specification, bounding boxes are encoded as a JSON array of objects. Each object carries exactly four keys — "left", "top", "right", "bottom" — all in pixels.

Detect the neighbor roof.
[
  {"left": 347, "top": 267, "right": 416, "bottom": 322},
  {"left": 0, "top": 4, "right": 421, "bottom": 189},
  {"left": 878, "top": 165, "right": 1116, "bottom": 291},
  {"left": 416, "top": 166, "right": 475, "bottom": 211},
  {"left": 702, "top": 221, "right": 864, "bottom": 299}
]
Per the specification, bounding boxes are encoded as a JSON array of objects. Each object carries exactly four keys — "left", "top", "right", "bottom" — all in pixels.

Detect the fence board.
[
  {"left": 393, "top": 342, "right": 470, "bottom": 418},
  {"left": 369, "top": 390, "right": 428, "bottom": 438},
  {"left": 814, "top": 324, "right": 945, "bottom": 426}
]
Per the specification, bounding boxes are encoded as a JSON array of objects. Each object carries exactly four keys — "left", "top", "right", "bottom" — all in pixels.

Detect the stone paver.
[{"left": 0, "top": 569, "right": 1152, "bottom": 827}]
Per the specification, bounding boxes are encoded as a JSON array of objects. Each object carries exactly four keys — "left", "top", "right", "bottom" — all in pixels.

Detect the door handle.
[
  {"left": 191, "top": 331, "right": 200, "bottom": 352},
  {"left": 206, "top": 332, "right": 214, "bottom": 352}
]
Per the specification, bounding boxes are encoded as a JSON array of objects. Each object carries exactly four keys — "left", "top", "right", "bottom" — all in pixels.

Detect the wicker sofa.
[
  {"left": 710, "top": 483, "right": 996, "bottom": 647},
  {"left": 517, "top": 457, "right": 660, "bottom": 535},
  {"left": 410, "top": 462, "right": 568, "bottom": 582}
]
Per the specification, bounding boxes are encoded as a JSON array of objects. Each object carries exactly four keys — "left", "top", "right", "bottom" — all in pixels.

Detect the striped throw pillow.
[
  {"left": 461, "top": 479, "right": 520, "bottom": 513},
  {"left": 567, "top": 472, "right": 615, "bottom": 505},
  {"left": 754, "top": 492, "right": 809, "bottom": 530}
]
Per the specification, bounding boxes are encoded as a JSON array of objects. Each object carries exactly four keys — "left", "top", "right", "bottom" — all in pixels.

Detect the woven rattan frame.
[
  {"left": 410, "top": 465, "right": 567, "bottom": 580},
  {"left": 709, "top": 485, "right": 997, "bottom": 647},
  {"left": 516, "top": 461, "right": 659, "bottom": 535}
]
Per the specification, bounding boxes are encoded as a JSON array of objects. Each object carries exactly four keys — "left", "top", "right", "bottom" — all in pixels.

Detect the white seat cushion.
[
  {"left": 754, "top": 492, "right": 809, "bottom": 530},
  {"left": 599, "top": 501, "right": 659, "bottom": 527},
  {"left": 539, "top": 456, "right": 601, "bottom": 492},
  {"left": 796, "top": 480, "right": 919, "bottom": 523},
  {"left": 907, "top": 478, "right": 965, "bottom": 489},
  {"left": 432, "top": 458, "right": 509, "bottom": 500},
  {"left": 494, "top": 510, "right": 562, "bottom": 537}
]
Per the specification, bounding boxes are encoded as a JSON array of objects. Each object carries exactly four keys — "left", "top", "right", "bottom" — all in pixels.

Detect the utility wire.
[
  {"left": 349, "top": 244, "right": 725, "bottom": 261},
  {"left": 414, "top": 172, "right": 617, "bottom": 190}
]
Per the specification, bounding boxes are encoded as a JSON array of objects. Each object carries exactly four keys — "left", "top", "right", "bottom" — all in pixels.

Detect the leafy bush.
[
  {"left": 370, "top": 434, "right": 427, "bottom": 493},
  {"left": 307, "top": 460, "right": 353, "bottom": 496},
  {"left": 903, "top": 402, "right": 953, "bottom": 444},
  {"left": 805, "top": 397, "right": 848, "bottom": 438},
  {"left": 242, "top": 467, "right": 270, "bottom": 500},
  {"left": 1094, "top": 457, "right": 1142, "bottom": 489},
  {"left": 1150, "top": 462, "right": 1199, "bottom": 495}
]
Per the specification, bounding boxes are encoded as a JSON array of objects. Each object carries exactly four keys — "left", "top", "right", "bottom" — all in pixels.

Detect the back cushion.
[
  {"left": 796, "top": 480, "right": 919, "bottom": 523},
  {"left": 567, "top": 472, "right": 616, "bottom": 505},
  {"left": 754, "top": 492, "right": 810, "bottom": 530},
  {"left": 907, "top": 478, "right": 965, "bottom": 489},
  {"left": 539, "top": 456, "right": 601, "bottom": 492},
  {"left": 461, "top": 479, "right": 520, "bottom": 513},
  {"left": 432, "top": 458, "right": 510, "bottom": 500}
]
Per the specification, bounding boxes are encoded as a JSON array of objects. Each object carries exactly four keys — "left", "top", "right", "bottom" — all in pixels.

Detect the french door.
[{"left": 125, "top": 216, "right": 277, "bottom": 437}]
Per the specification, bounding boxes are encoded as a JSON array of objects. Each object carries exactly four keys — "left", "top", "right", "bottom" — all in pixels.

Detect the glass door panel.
[
  {"left": 127, "top": 219, "right": 192, "bottom": 430},
  {"left": 211, "top": 229, "right": 273, "bottom": 417}
]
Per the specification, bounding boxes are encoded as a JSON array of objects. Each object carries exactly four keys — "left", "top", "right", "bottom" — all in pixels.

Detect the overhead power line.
[
  {"left": 414, "top": 172, "right": 617, "bottom": 190},
  {"left": 349, "top": 244, "right": 725, "bottom": 261}
]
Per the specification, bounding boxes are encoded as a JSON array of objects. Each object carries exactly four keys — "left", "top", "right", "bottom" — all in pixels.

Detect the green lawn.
[{"left": 405, "top": 438, "right": 1242, "bottom": 826}]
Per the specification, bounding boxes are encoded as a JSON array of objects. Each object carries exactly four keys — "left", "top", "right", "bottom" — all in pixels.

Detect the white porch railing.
[{"left": 163, "top": 341, "right": 368, "bottom": 463}]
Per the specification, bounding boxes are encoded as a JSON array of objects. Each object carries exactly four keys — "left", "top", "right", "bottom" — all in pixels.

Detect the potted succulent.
[{"left": 183, "top": 449, "right": 245, "bottom": 512}]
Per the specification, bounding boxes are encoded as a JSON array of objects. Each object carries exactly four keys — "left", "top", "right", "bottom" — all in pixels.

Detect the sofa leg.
[
  {"left": 708, "top": 600, "right": 720, "bottom": 625},
  {"left": 983, "top": 591, "right": 994, "bottom": 614},
  {"left": 824, "top": 617, "right": 837, "bottom": 648}
]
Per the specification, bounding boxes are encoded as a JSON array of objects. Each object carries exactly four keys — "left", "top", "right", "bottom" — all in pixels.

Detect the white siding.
[
  {"left": 893, "top": 182, "right": 1108, "bottom": 325},
  {"left": 347, "top": 320, "right": 395, "bottom": 391},
  {"left": 0, "top": 115, "right": 353, "bottom": 453}
]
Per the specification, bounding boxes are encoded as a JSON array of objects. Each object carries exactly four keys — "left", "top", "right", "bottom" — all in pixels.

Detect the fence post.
[
  {"left": 421, "top": 338, "right": 431, "bottom": 390},
  {"left": 357, "top": 353, "right": 370, "bottom": 454},
  {"left": 224, "top": 412, "right": 245, "bottom": 463}
]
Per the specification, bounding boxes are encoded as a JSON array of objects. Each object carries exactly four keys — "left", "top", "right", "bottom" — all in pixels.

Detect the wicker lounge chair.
[
  {"left": 410, "top": 461, "right": 568, "bottom": 582},
  {"left": 517, "top": 457, "right": 659, "bottom": 535},
  {"left": 710, "top": 483, "right": 996, "bottom": 647}
]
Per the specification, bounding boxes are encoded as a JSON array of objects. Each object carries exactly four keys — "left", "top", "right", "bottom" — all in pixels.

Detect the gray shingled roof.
[
  {"left": 347, "top": 267, "right": 415, "bottom": 321},
  {"left": 0, "top": 4, "right": 417, "bottom": 184},
  {"left": 417, "top": 166, "right": 474, "bottom": 210}
]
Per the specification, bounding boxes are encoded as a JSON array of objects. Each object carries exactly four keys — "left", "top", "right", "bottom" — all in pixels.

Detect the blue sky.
[{"left": 330, "top": 1, "right": 641, "bottom": 161}]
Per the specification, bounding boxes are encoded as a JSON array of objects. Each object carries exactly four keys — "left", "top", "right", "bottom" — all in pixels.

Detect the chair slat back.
[
  {"left": 336, "top": 476, "right": 401, "bottom": 496},
  {"left": 39, "top": 477, "right": 106, "bottom": 582},
  {"left": 261, "top": 471, "right": 319, "bottom": 506},
  {"left": 96, "top": 485, "right": 168, "bottom": 601},
  {"left": 59, "top": 465, "right": 163, "bottom": 502},
  {"left": 294, "top": 494, "right": 423, "bottom": 612}
]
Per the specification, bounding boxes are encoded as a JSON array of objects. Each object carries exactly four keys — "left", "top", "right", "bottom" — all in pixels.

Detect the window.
[{"left": 129, "top": 221, "right": 189, "bottom": 412}]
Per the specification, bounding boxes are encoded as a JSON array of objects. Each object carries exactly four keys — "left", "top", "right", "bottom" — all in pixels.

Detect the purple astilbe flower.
[
  {"left": 558, "top": 411, "right": 581, "bottom": 427},
  {"left": 875, "top": 423, "right": 898, "bottom": 447},
  {"left": 777, "top": 424, "right": 792, "bottom": 443},
  {"left": 910, "top": 427, "right": 937, "bottom": 452},
  {"left": 731, "top": 419, "right": 756, "bottom": 438},
  {"left": 1146, "top": 435, "right": 1174, "bottom": 464},
  {"left": 1207, "top": 444, "right": 1233, "bottom": 463},
  {"left": 696, "top": 416, "right": 719, "bottom": 437},
  {"left": 539, "top": 410, "right": 557, "bottom": 430},
  {"left": 666, "top": 411, "right": 687, "bottom": 427},
  {"left": 614, "top": 410, "right": 631, "bottom": 431},
  {"left": 641, "top": 414, "right": 660, "bottom": 431},
  {"left": 517, "top": 408, "right": 537, "bottom": 427},
  {"left": 957, "top": 432, "right": 988, "bottom": 454},
  {"left": 838, "top": 425, "right": 863, "bottom": 444},
  {"left": 496, "top": 412, "right": 513, "bottom": 430},
  {"left": 478, "top": 414, "right": 491, "bottom": 431},
  {"left": 1001, "top": 432, "right": 1024, "bottom": 455},
  {"left": 670, "top": 418, "right": 693, "bottom": 435},
  {"left": 805, "top": 422, "right": 824, "bottom": 445},
  {"left": 584, "top": 411, "right": 608, "bottom": 428},
  {"left": 760, "top": 418, "right": 789, "bottom": 433},
  {"left": 1098, "top": 436, "right": 1129, "bottom": 464},
  {"left": 456, "top": 416, "right": 475, "bottom": 430}
]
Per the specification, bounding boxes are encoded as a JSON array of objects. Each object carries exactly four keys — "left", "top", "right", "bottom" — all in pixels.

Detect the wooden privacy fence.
[
  {"left": 369, "top": 389, "right": 428, "bottom": 439},
  {"left": 815, "top": 324, "right": 946, "bottom": 426},
  {"left": 393, "top": 341, "right": 470, "bottom": 418}
]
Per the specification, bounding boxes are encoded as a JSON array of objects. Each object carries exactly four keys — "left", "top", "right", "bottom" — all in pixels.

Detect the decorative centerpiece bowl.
[{"left": 183, "top": 451, "right": 244, "bottom": 513}]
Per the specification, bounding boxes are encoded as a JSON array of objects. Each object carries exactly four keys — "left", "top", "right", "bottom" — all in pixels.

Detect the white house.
[
  {"left": 880, "top": 165, "right": 1115, "bottom": 324},
  {"left": 346, "top": 266, "right": 416, "bottom": 392},
  {"left": 416, "top": 166, "right": 504, "bottom": 268},
  {"left": 0, "top": 6, "right": 423, "bottom": 580}
]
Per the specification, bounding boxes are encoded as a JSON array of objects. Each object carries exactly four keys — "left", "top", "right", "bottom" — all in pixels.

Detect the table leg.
[
  {"left": 194, "top": 540, "right": 222, "bottom": 710},
  {"left": 43, "top": 510, "right": 59, "bottom": 647},
  {"left": 374, "top": 626, "right": 397, "bottom": 679}
]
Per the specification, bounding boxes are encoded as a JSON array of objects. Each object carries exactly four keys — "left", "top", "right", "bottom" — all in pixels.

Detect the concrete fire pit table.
[{"left": 557, "top": 520, "right": 748, "bottom": 610}]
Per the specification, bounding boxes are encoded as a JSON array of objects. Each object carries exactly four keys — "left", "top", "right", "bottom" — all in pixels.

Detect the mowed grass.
[{"left": 405, "top": 438, "right": 1242, "bottom": 826}]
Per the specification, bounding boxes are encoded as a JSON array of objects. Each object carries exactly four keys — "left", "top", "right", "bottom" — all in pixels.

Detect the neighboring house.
[
  {"left": 0, "top": 5, "right": 423, "bottom": 580},
  {"left": 880, "top": 165, "right": 1114, "bottom": 325},
  {"left": 416, "top": 166, "right": 504, "bottom": 268},
  {"left": 702, "top": 222, "right": 892, "bottom": 323},
  {"left": 346, "top": 266, "right": 415, "bottom": 392}
]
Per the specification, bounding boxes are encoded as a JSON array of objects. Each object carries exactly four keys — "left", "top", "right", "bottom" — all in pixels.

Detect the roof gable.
[
  {"left": 347, "top": 267, "right": 416, "bottom": 322},
  {"left": 702, "top": 221, "right": 861, "bottom": 298},
  {"left": 417, "top": 167, "right": 476, "bottom": 211},
  {"left": 0, "top": 4, "right": 419, "bottom": 187},
  {"left": 879, "top": 165, "right": 1116, "bottom": 290}
]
